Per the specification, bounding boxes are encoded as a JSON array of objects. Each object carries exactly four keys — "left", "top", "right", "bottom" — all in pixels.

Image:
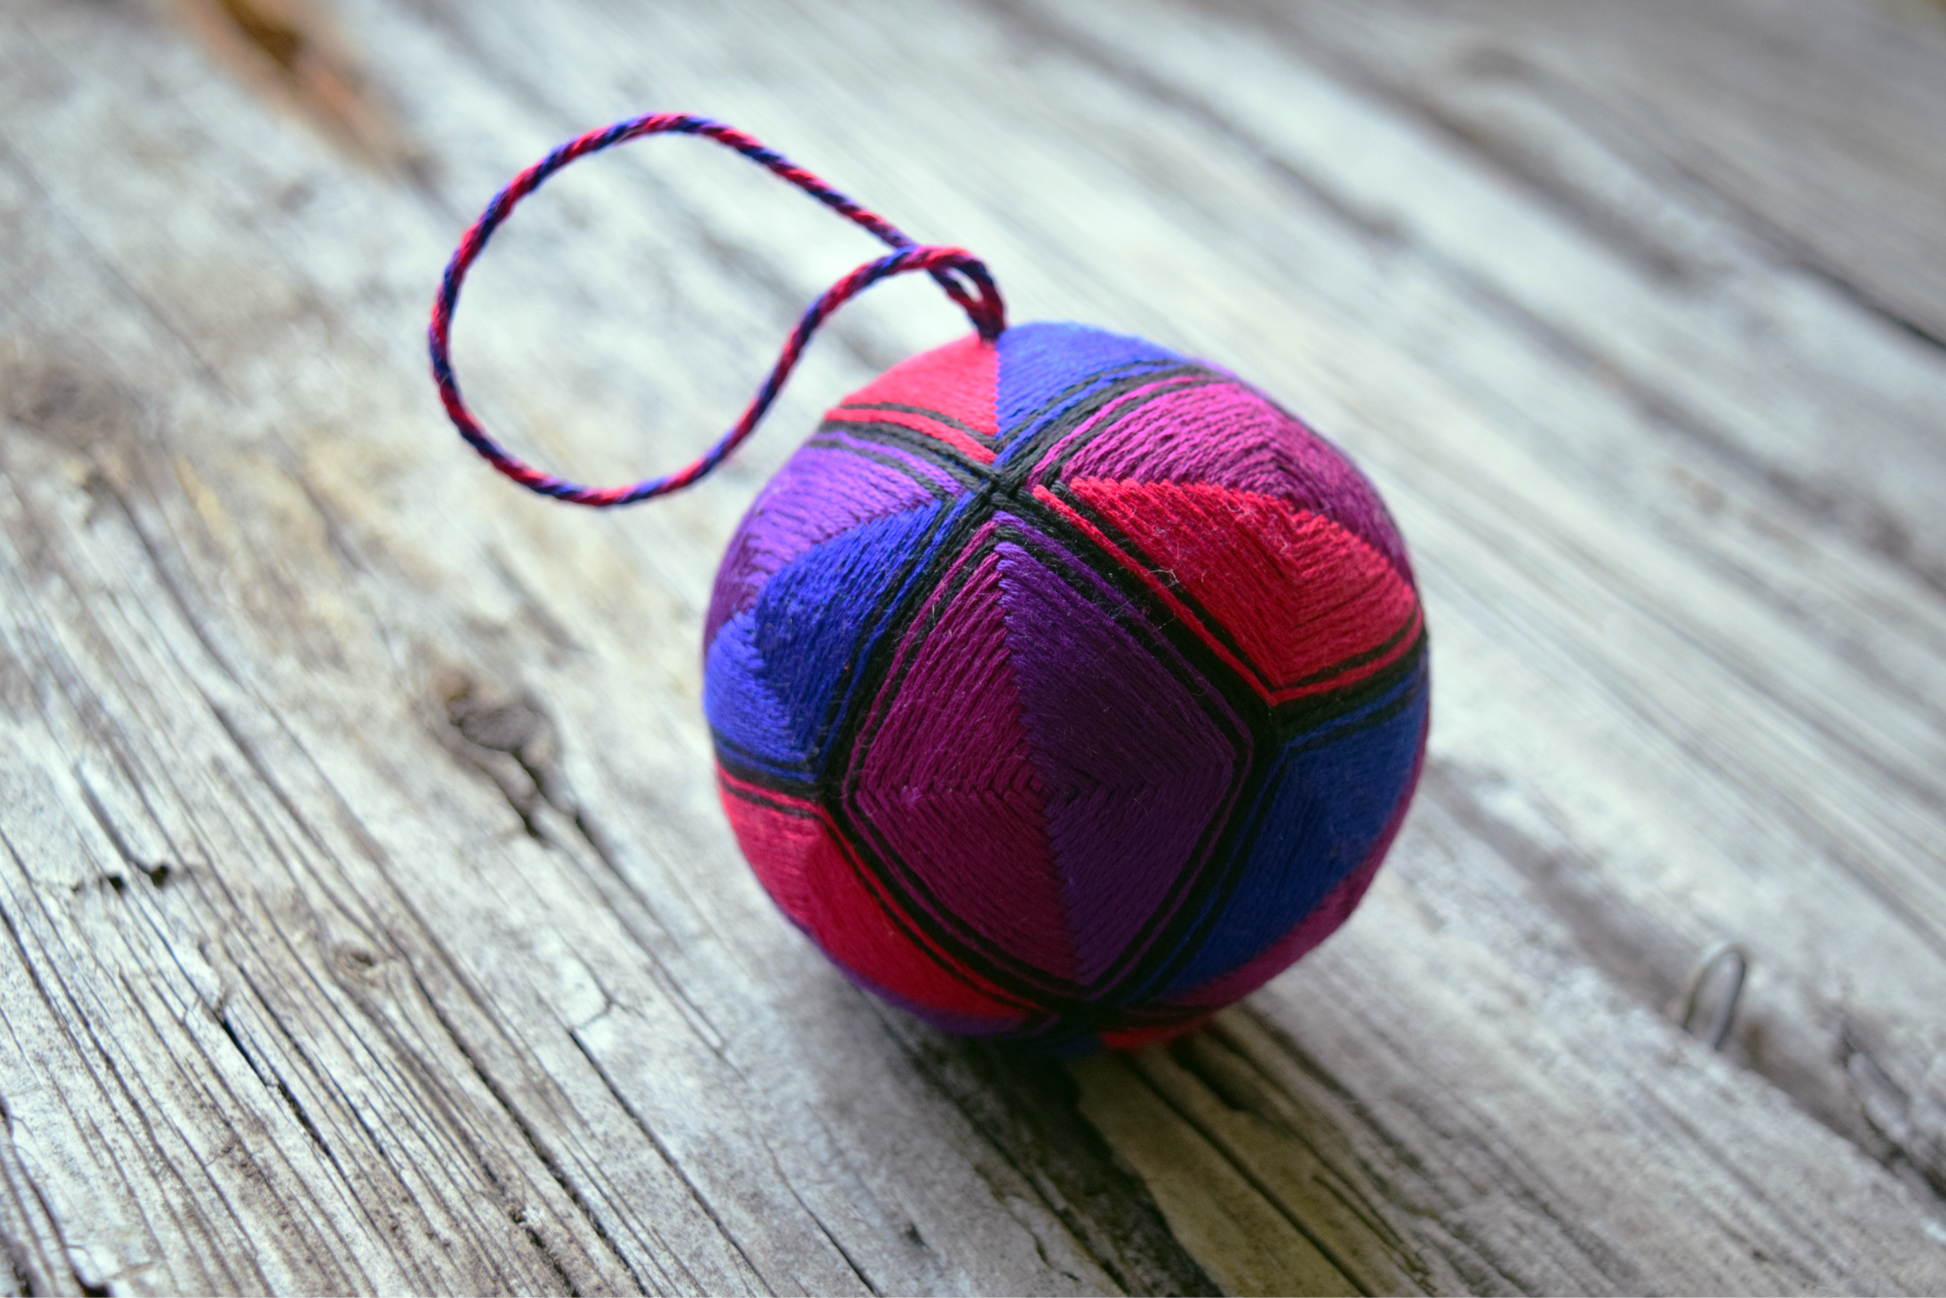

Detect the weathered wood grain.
[
  {"left": 1, "top": 0, "right": 1944, "bottom": 1293},
  {"left": 1236, "top": 0, "right": 1946, "bottom": 352}
]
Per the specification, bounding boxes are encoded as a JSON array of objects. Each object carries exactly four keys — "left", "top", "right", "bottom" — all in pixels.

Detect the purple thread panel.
[
  {"left": 989, "top": 533, "right": 1245, "bottom": 986},
  {"left": 1026, "top": 375, "right": 1211, "bottom": 487},
  {"left": 849, "top": 546, "right": 1077, "bottom": 981}
]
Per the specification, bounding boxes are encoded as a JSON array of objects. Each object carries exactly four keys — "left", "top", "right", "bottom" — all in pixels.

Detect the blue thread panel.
[
  {"left": 706, "top": 503, "right": 944, "bottom": 778},
  {"left": 1158, "top": 662, "right": 1430, "bottom": 996},
  {"left": 996, "top": 323, "right": 1184, "bottom": 448}
]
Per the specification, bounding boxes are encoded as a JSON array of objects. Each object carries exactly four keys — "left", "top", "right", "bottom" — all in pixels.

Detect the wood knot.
[
  {"left": 0, "top": 345, "right": 139, "bottom": 452},
  {"left": 434, "top": 671, "right": 566, "bottom": 840},
  {"left": 176, "top": 0, "right": 426, "bottom": 175}
]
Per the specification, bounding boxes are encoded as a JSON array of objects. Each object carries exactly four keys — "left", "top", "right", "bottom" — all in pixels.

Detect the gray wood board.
[{"left": 1, "top": 0, "right": 1943, "bottom": 1293}]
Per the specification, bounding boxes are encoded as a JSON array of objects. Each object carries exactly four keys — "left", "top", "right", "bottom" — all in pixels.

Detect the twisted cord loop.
[{"left": 429, "top": 112, "right": 1006, "bottom": 507}]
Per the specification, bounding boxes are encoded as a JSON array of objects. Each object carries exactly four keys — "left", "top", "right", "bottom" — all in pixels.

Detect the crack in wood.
[
  {"left": 515, "top": 1216, "right": 581, "bottom": 1298},
  {"left": 397, "top": 962, "right": 652, "bottom": 1296},
  {"left": 881, "top": 1013, "right": 1218, "bottom": 1296},
  {"left": 70, "top": 779, "right": 178, "bottom": 901},
  {"left": 1180, "top": 1027, "right": 1431, "bottom": 1286},
  {"left": 781, "top": 1179, "right": 881, "bottom": 1297},
  {"left": 1844, "top": 1025, "right": 1946, "bottom": 1198},
  {"left": 212, "top": 1010, "right": 335, "bottom": 1167},
  {"left": 1135, "top": 1049, "right": 1390, "bottom": 1296},
  {"left": 0, "top": 1116, "right": 69, "bottom": 1298},
  {"left": 565, "top": 1031, "right": 769, "bottom": 1295}
]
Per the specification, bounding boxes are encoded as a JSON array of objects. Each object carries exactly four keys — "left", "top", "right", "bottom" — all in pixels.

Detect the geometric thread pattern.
[{"left": 706, "top": 322, "right": 1429, "bottom": 1053}]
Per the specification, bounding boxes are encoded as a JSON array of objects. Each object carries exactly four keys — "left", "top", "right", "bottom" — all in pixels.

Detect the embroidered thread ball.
[
  {"left": 705, "top": 324, "right": 1427, "bottom": 1052},
  {"left": 431, "top": 114, "right": 1429, "bottom": 1054}
]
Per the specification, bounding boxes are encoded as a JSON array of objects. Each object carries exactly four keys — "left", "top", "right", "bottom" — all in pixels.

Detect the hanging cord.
[{"left": 429, "top": 113, "right": 1007, "bottom": 507}]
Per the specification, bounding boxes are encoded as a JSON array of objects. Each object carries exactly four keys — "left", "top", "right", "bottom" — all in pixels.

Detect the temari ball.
[{"left": 704, "top": 321, "right": 1429, "bottom": 1054}]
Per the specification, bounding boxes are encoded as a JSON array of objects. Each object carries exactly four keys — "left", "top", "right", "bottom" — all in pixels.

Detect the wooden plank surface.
[{"left": 2, "top": 0, "right": 1945, "bottom": 1293}]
